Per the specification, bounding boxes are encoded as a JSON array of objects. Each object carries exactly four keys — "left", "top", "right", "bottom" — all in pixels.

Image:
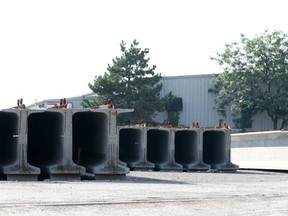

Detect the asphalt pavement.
[{"left": 0, "top": 170, "right": 287, "bottom": 215}]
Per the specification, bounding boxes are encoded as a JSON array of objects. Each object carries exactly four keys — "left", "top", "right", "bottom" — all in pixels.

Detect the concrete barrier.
[
  {"left": 72, "top": 109, "right": 131, "bottom": 177},
  {"left": 119, "top": 127, "right": 154, "bottom": 170},
  {"left": 72, "top": 110, "right": 127, "bottom": 176},
  {"left": 0, "top": 109, "right": 41, "bottom": 181},
  {"left": 202, "top": 129, "right": 238, "bottom": 171},
  {"left": 72, "top": 111, "right": 107, "bottom": 174},
  {"left": 231, "top": 131, "right": 288, "bottom": 170},
  {"left": 28, "top": 109, "right": 85, "bottom": 180},
  {"left": 146, "top": 128, "right": 182, "bottom": 171},
  {"left": 119, "top": 127, "right": 141, "bottom": 166},
  {"left": 174, "top": 129, "right": 210, "bottom": 171}
]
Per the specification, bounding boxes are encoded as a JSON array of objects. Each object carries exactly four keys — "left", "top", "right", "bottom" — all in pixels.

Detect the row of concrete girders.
[
  {"left": 0, "top": 108, "right": 238, "bottom": 181},
  {"left": 0, "top": 108, "right": 133, "bottom": 181},
  {"left": 118, "top": 126, "right": 239, "bottom": 172}
]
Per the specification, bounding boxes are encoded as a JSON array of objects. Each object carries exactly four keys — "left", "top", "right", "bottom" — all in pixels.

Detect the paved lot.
[{"left": 0, "top": 170, "right": 288, "bottom": 215}]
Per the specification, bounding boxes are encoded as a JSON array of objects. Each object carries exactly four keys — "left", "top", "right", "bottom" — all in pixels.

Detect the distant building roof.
[{"left": 27, "top": 92, "right": 97, "bottom": 109}]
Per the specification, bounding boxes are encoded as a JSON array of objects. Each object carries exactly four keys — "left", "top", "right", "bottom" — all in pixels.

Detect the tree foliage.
[
  {"left": 163, "top": 91, "right": 180, "bottom": 126},
  {"left": 87, "top": 40, "right": 164, "bottom": 125},
  {"left": 81, "top": 95, "right": 105, "bottom": 108},
  {"left": 211, "top": 30, "right": 288, "bottom": 130}
]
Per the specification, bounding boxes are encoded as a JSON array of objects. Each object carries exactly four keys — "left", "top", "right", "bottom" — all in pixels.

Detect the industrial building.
[
  {"left": 158, "top": 74, "right": 275, "bottom": 131},
  {"left": 32, "top": 74, "right": 275, "bottom": 131}
]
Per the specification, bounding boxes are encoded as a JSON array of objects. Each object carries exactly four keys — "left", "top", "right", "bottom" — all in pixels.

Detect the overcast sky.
[{"left": 0, "top": 0, "right": 287, "bottom": 109}]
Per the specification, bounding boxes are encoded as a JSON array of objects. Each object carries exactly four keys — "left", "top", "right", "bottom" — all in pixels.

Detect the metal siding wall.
[
  {"left": 251, "top": 112, "right": 275, "bottom": 131},
  {"left": 160, "top": 75, "right": 232, "bottom": 127},
  {"left": 160, "top": 75, "right": 274, "bottom": 131}
]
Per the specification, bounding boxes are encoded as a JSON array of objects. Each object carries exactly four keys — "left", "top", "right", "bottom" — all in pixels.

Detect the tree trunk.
[
  {"left": 273, "top": 119, "right": 278, "bottom": 130},
  {"left": 280, "top": 121, "right": 285, "bottom": 130},
  {"left": 268, "top": 113, "right": 279, "bottom": 130}
]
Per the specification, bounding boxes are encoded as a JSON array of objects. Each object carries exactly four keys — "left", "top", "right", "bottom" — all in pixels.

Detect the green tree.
[
  {"left": 87, "top": 40, "right": 164, "bottom": 125},
  {"left": 81, "top": 95, "right": 105, "bottom": 108},
  {"left": 211, "top": 30, "right": 288, "bottom": 130},
  {"left": 163, "top": 91, "right": 180, "bottom": 126}
]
